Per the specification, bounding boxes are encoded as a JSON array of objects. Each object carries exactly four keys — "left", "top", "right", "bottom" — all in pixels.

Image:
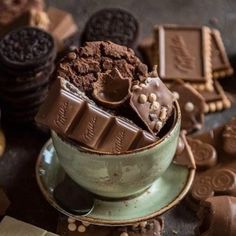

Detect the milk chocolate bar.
[
  {"left": 36, "top": 78, "right": 157, "bottom": 153},
  {"left": 211, "top": 29, "right": 233, "bottom": 79},
  {"left": 154, "top": 25, "right": 213, "bottom": 91}
]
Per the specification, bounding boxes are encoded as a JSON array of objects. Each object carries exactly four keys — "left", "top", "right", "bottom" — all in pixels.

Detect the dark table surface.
[{"left": 1, "top": 0, "right": 236, "bottom": 235}]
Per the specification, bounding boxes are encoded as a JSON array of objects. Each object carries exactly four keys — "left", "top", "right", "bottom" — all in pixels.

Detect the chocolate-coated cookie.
[
  {"left": 0, "top": 27, "right": 55, "bottom": 72},
  {"left": 82, "top": 8, "right": 139, "bottom": 47}
]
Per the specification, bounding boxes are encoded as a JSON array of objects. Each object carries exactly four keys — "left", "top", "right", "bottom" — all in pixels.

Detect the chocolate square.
[
  {"left": 154, "top": 25, "right": 212, "bottom": 89},
  {"left": 211, "top": 29, "right": 233, "bottom": 79}
]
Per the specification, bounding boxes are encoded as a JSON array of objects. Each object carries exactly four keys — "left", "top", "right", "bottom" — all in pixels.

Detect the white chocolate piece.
[
  {"left": 140, "top": 221, "right": 147, "bottom": 228},
  {"left": 159, "top": 107, "right": 167, "bottom": 121},
  {"left": 78, "top": 225, "right": 86, "bottom": 233},
  {"left": 184, "top": 102, "right": 194, "bottom": 112},
  {"left": 148, "top": 93, "right": 157, "bottom": 103},
  {"left": 120, "top": 232, "right": 129, "bottom": 236},
  {"left": 138, "top": 94, "right": 147, "bottom": 104},
  {"left": 132, "top": 85, "right": 141, "bottom": 91},
  {"left": 140, "top": 83, "right": 146, "bottom": 88},
  {"left": 81, "top": 221, "right": 90, "bottom": 227},
  {"left": 150, "top": 101, "right": 160, "bottom": 111},
  {"left": 67, "top": 217, "right": 76, "bottom": 223},
  {"left": 155, "top": 121, "right": 162, "bottom": 131},
  {"left": 172, "top": 91, "right": 179, "bottom": 100},
  {"left": 68, "top": 223, "right": 77, "bottom": 232}
]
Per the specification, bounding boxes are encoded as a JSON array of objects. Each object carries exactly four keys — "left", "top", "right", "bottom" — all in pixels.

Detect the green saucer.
[{"left": 36, "top": 139, "right": 195, "bottom": 226}]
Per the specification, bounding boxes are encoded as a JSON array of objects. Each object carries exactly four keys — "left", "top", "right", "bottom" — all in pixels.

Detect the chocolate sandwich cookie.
[
  {"left": 56, "top": 41, "right": 148, "bottom": 96},
  {"left": 0, "top": 27, "right": 55, "bottom": 74},
  {"left": 82, "top": 8, "right": 139, "bottom": 47}
]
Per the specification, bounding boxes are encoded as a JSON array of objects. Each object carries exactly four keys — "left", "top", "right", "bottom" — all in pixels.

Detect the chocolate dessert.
[{"left": 36, "top": 41, "right": 175, "bottom": 152}]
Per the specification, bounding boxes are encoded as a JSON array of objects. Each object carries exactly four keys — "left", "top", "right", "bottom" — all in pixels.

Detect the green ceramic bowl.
[{"left": 51, "top": 101, "right": 181, "bottom": 199}]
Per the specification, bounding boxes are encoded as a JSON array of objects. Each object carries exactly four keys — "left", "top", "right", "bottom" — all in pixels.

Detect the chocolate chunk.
[
  {"left": 0, "top": 27, "right": 55, "bottom": 71},
  {"left": 0, "top": 188, "right": 10, "bottom": 216},
  {"left": 201, "top": 81, "right": 231, "bottom": 113},
  {"left": 92, "top": 68, "right": 131, "bottom": 108},
  {"left": 130, "top": 76, "right": 174, "bottom": 134},
  {"left": 82, "top": 8, "right": 139, "bottom": 47},
  {"left": 222, "top": 116, "right": 236, "bottom": 155},
  {"left": 196, "top": 196, "right": 236, "bottom": 236},
  {"left": 47, "top": 7, "right": 78, "bottom": 52},
  {"left": 56, "top": 41, "right": 148, "bottom": 96},
  {"left": 0, "top": 0, "right": 44, "bottom": 27},
  {"left": 211, "top": 29, "right": 233, "bottom": 79},
  {"left": 187, "top": 138, "right": 217, "bottom": 170},
  {"left": 154, "top": 25, "right": 213, "bottom": 91},
  {"left": 36, "top": 78, "right": 157, "bottom": 153},
  {"left": 0, "top": 9, "right": 50, "bottom": 37},
  {"left": 170, "top": 81, "right": 205, "bottom": 132}
]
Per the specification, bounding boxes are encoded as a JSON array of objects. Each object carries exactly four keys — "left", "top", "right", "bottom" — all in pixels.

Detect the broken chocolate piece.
[
  {"left": 196, "top": 196, "right": 236, "bottom": 236},
  {"left": 36, "top": 78, "right": 157, "bottom": 153},
  {"left": 211, "top": 29, "right": 233, "bottom": 79},
  {"left": 154, "top": 25, "right": 213, "bottom": 91},
  {"left": 173, "top": 131, "right": 196, "bottom": 169},
  {"left": 187, "top": 138, "right": 217, "bottom": 170},
  {"left": 92, "top": 68, "right": 131, "bottom": 108},
  {"left": 170, "top": 81, "right": 205, "bottom": 132},
  {"left": 222, "top": 116, "right": 236, "bottom": 155},
  {"left": 130, "top": 76, "right": 174, "bottom": 134},
  {"left": 0, "top": 188, "right": 10, "bottom": 216},
  {"left": 201, "top": 81, "right": 231, "bottom": 113}
]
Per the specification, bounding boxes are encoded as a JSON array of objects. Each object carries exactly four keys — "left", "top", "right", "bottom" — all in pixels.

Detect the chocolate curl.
[{"left": 196, "top": 196, "right": 236, "bottom": 236}]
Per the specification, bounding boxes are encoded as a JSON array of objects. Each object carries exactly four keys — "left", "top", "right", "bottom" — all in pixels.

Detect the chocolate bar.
[
  {"left": 211, "top": 29, "right": 233, "bottom": 79},
  {"left": 201, "top": 81, "right": 231, "bottom": 113},
  {"left": 196, "top": 196, "right": 236, "bottom": 236},
  {"left": 154, "top": 25, "right": 213, "bottom": 91},
  {"left": 130, "top": 76, "right": 174, "bottom": 134},
  {"left": 36, "top": 78, "right": 157, "bottom": 153}
]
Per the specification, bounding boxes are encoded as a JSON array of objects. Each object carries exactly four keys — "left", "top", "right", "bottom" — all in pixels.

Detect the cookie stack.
[
  {"left": 0, "top": 26, "right": 56, "bottom": 123},
  {"left": 139, "top": 25, "right": 233, "bottom": 132}
]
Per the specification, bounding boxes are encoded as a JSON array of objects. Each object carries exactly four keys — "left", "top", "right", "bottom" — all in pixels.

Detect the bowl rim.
[{"left": 52, "top": 100, "right": 181, "bottom": 156}]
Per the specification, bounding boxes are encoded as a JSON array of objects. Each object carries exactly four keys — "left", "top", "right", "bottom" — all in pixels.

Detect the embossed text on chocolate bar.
[
  {"left": 35, "top": 78, "right": 157, "bottom": 153},
  {"left": 154, "top": 25, "right": 212, "bottom": 83}
]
